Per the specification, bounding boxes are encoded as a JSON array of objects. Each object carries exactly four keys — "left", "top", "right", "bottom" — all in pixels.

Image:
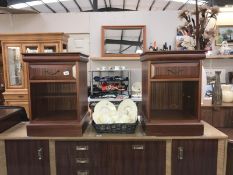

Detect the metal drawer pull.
[
  {"left": 178, "top": 146, "right": 184, "bottom": 160},
  {"left": 18, "top": 95, "right": 24, "bottom": 98},
  {"left": 77, "top": 170, "right": 89, "bottom": 175},
  {"left": 45, "top": 70, "right": 60, "bottom": 76},
  {"left": 76, "top": 158, "right": 89, "bottom": 164},
  {"left": 168, "top": 69, "right": 184, "bottom": 75},
  {"left": 76, "top": 146, "right": 88, "bottom": 151},
  {"left": 132, "top": 145, "right": 144, "bottom": 150},
  {"left": 37, "top": 147, "right": 43, "bottom": 160}
]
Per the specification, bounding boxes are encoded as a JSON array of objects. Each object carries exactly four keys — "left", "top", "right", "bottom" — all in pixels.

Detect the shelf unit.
[
  {"left": 89, "top": 69, "right": 131, "bottom": 99},
  {"left": 141, "top": 51, "right": 206, "bottom": 136},
  {"left": 0, "top": 33, "right": 68, "bottom": 117},
  {"left": 22, "top": 52, "right": 89, "bottom": 137}
]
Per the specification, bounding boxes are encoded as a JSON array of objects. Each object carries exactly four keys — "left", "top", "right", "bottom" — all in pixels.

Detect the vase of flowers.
[{"left": 178, "top": 6, "right": 219, "bottom": 50}]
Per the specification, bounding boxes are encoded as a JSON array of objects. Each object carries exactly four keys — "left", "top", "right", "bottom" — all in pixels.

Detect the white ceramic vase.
[{"left": 221, "top": 84, "right": 233, "bottom": 103}]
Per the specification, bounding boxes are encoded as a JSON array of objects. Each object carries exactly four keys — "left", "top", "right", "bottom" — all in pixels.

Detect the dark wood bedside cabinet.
[
  {"left": 140, "top": 51, "right": 205, "bottom": 136},
  {"left": 22, "top": 52, "right": 90, "bottom": 137}
]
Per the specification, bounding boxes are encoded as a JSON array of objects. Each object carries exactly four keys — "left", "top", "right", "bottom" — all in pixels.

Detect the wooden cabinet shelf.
[{"left": 30, "top": 80, "right": 77, "bottom": 83}]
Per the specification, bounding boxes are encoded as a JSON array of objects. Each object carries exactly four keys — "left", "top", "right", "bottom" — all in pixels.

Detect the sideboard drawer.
[
  {"left": 4, "top": 93, "right": 28, "bottom": 100},
  {"left": 29, "top": 64, "right": 75, "bottom": 80},
  {"left": 151, "top": 62, "right": 199, "bottom": 79}
]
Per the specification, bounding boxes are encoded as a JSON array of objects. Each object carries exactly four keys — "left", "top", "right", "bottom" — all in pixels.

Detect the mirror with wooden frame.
[{"left": 101, "top": 25, "right": 146, "bottom": 57}]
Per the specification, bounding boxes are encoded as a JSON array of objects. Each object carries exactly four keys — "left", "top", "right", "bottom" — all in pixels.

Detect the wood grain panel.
[
  {"left": 29, "top": 64, "right": 75, "bottom": 80},
  {"left": 172, "top": 139, "right": 218, "bottom": 175},
  {"left": 213, "top": 108, "right": 233, "bottom": 128},
  {"left": 56, "top": 141, "right": 166, "bottom": 175},
  {"left": 226, "top": 142, "right": 233, "bottom": 175},
  {"left": 201, "top": 107, "right": 213, "bottom": 125},
  {"left": 151, "top": 62, "right": 199, "bottom": 79},
  {"left": 5, "top": 140, "right": 50, "bottom": 175}
]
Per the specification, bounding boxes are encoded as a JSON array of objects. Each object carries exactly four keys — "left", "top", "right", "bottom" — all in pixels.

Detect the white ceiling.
[{"left": 8, "top": 0, "right": 208, "bottom": 13}]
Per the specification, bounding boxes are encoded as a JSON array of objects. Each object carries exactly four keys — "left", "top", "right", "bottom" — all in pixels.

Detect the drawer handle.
[
  {"left": 77, "top": 170, "right": 89, "bottom": 175},
  {"left": 76, "top": 146, "right": 88, "bottom": 151},
  {"left": 18, "top": 95, "right": 24, "bottom": 98},
  {"left": 132, "top": 145, "right": 144, "bottom": 150},
  {"left": 76, "top": 158, "right": 89, "bottom": 164},
  {"left": 37, "top": 147, "right": 43, "bottom": 160},
  {"left": 168, "top": 69, "right": 184, "bottom": 75},
  {"left": 178, "top": 146, "right": 184, "bottom": 160},
  {"left": 45, "top": 70, "right": 60, "bottom": 76}
]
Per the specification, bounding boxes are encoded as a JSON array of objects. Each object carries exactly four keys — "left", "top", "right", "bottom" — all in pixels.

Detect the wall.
[
  {"left": 0, "top": 11, "right": 181, "bottom": 84},
  {"left": 204, "top": 11, "right": 233, "bottom": 83}
]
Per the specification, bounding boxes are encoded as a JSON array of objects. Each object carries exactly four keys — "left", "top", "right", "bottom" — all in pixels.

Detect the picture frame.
[{"left": 215, "top": 25, "right": 233, "bottom": 45}]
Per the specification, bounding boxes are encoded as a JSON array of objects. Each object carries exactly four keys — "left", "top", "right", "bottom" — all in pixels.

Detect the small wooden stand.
[
  {"left": 140, "top": 51, "right": 205, "bottom": 136},
  {"left": 23, "top": 53, "right": 89, "bottom": 136}
]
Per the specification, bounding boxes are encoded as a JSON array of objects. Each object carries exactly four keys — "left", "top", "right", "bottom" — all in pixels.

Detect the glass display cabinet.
[
  {"left": 140, "top": 51, "right": 206, "bottom": 136},
  {"left": 0, "top": 33, "right": 68, "bottom": 117},
  {"left": 22, "top": 52, "right": 89, "bottom": 137}
]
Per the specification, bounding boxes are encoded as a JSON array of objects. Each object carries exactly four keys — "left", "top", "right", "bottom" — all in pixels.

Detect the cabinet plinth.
[
  {"left": 22, "top": 52, "right": 89, "bottom": 137},
  {"left": 140, "top": 51, "right": 205, "bottom": 136}
]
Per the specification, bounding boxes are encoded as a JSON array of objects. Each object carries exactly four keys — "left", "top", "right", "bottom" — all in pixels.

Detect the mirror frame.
[{"left": 101, "top": 25, "right": 146, "bottom": 57}]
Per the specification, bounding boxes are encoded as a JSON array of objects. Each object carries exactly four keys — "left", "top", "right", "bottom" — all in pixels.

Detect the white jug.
[{"left": 221, "top": 84, "right": 233, "bottom": 103}]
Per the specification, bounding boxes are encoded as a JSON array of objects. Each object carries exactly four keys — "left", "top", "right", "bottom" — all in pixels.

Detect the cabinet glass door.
[
  {"left": 23, "top": 45, "right": 39, "bottom": 53},
  {"left": 6, "top": 46, "right": 23, "bottom": 87},
  {"left": 41, "top": 43, "right": 59, "bottom": 53}
]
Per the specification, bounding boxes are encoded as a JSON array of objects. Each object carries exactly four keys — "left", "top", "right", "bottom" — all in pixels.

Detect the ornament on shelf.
[{"left": 212, "top": 71, "right": 222, "bottom": 106}]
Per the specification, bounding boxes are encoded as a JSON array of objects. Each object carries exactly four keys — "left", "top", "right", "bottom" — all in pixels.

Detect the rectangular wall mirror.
[{"left": 101, "top": 25, "right": 146, "bottom": 57}]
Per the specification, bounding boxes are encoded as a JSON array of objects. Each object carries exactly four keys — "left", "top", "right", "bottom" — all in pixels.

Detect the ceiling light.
[
  {"left": 27, "top": 1, "right": 43, "bottom": 6},
  {"left": 42, "top": 0, "right": 58, "bottom": 3},
  {"left": 9, "top": 3, "right": 28, "bottom": 9}
]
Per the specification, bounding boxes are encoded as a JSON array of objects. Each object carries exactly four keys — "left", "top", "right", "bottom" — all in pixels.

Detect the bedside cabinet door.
[
  {"left": 93, "top": 141, "right": 166, "bottom": 175},
  {"left": 172, "top": 139, "right": 218, "bottom": 175},
  {"left": 5, "top": 140, "right": 50, "bottom": 175}
]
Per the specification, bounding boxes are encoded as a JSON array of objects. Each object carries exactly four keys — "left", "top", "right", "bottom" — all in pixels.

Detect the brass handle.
[
  {"left": 76, "top": 146, "right": 88, "bottom": 151},
  {"left": 37, "top": 147, "right": 43, "bottom": 160},
  {"left": 168, "top": 69, "right": 184, "bottom": 75},
  {"left": 132, "top": 145, "right": 144, "bottom": 150},
  {"left": 77, "top": 170, "right": 89, "bottom": 175},
  {"left": 76, "top": 158, "right": 89, "bottom": 164},
  {"left": 45, "top": 70, "right": 60, "bottom": 76},
  {"left": 178, "top": 146, "right": 184, "bottom": 160}
]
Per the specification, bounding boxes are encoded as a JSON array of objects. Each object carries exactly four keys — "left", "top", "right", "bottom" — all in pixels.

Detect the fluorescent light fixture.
[
  {"left": 42, "top": 0, "right": 58, "bottom": 3},
  {"left": 27, "top": 1, "right": 43, "bottom": 6},
  {"left": 171, "top": 0, "right": 207, "bottom": 5},
  {"left": 10, "top": 3, "right": 28, "bottom": 9}
]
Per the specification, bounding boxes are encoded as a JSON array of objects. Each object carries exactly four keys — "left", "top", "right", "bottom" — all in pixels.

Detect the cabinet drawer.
[
  {"left": 151, "top": 62, "right": 199, "bottom": 79},
  {"left": 29, "top": 64, "right": 75, "bottom": 80},
  {"left": 4, "top": 93, "right": 28, "bottom": 100}
]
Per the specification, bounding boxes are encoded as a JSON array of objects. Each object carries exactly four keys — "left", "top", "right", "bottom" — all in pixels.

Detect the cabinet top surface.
[
  {"left": 0, "top": 121, "right": 227, "bottom": 140},
  {"left": 22, "top": 52, "right": 89, "bottom": 63},
  {"left": 0, "top": 109, "right": 20, "bottom": 121},
  {"left": 140, "top": 51, "right": 206, "bottom": 62},
  {"left": 0, "top": 32, "right": 68, "bottom": 41}
]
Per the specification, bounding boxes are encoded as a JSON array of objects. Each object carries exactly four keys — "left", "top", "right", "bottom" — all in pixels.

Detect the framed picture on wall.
[{"left": 215, "top": 25, "right": 233, "bottom": 45}]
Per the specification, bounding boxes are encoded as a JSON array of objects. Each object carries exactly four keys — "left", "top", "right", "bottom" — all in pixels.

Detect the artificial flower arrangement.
[{"left": 178, "top": 6, "right": 219, "bottom": 50}]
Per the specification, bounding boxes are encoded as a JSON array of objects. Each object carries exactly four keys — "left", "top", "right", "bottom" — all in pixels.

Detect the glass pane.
[
  {"left": 25, "top": 46, "right": 38, "bottom": 53},
  {"left": 7, "top": 47, "right": 22, "bottom": 86},
  {"left": 44, "top": 46, "right": 56, "bottom": 53}
]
